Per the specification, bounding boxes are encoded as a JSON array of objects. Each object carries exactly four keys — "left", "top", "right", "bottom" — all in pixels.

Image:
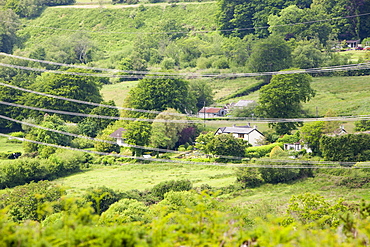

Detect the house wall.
[
  {"left": 243, "top": 130, "right": 263, "bottom": 146},
  {"left": 117, "top": 138, "right": 124, "bottom": 146},
  {"left": 216, "top": 129, "right": 263, "bottom": 146}
]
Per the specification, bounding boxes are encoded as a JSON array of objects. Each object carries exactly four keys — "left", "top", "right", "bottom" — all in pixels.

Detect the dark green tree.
[
  {"left": 268, "top": 5, "right": 333, "bottom": 45},
  {"left": 248, "top": 36, "right": 292, "bottom": 83},
  {"left": 124, "top": 119, "right": 152, "bottom": 157},
  {"left": 216, "top": 0, "right": 312, "bottom": 38},
  {"left": 188, "top": 80, "right": 214, "bottom": 112},
  {"left": 0, "top": 9, "right": 19, "bottom": 53},
  {"left": 257, "top": 71, "right": 315, "bottom": 135},
  {"left": 23, "top": 114, "right": 71, "bottom": 158},
  {"left": 78, "top": 101, "right": 119, "bottom": 137},
  {"left": 300, "top": 121, "right": 325, "bottom": 155},
  {"left": 248, "top": 35, "right": 292, "bottom": 73},
  {"left": 125, "top": 78, "right": 195, "bottom": 117},
  {"left": 207, "top": 134, "right": 248, "bottom": 159},
  {"left": 23, "top": 69, "right": 103, "bottom": 122}
]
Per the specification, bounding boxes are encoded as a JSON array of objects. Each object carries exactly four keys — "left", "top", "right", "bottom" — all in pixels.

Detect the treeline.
[
  {"left": 2, "top": 1, "right": 370, "bottom": 77},
  {"left": 0, "top": 150, "right": 90, "bottom": 188},
  {"left": 1, "top": 0, "right": 75, "bottom": 18},
  {"left": 217, "top": 0, "right": 370, "bottom": 41}
]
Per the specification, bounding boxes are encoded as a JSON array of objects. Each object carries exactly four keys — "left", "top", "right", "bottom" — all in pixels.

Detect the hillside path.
[{"left": 52, "top": 1, "right": 215, "bottom": 9}]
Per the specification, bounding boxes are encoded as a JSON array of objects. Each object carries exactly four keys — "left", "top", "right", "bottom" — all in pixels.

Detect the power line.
[
  {"left": 0, "top": 100, "right": 197, "bottom": 123},
  {"left": 0, "top": 114, "right": 181, "bottom": 154},
  {"left": 0, "top": 52, "right": 194, "bottom": 76},
  {"left": 1, "top": 132, "right": 367, "bottom": 168},
  {"left": 0, "top": 62, "right": 185, "bottom": 79},
  {"left": 0, "top": 81, "right": 192, "bottom": 117},
  {"left": 2, "top": 99, "right": 370, "bottom": 123},
  {"left": 1, "top": 59, "right": 370, "bottom": 80}
]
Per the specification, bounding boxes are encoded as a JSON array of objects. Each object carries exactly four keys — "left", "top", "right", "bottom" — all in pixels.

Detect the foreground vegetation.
[{"left": 0, "top": 159, "right": 369, "bottom": 246}]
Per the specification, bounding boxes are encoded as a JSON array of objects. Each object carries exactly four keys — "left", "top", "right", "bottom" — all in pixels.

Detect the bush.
[
  {"left": 0, "top": 181, "right": 65, "bottom": 222},
  {"left": 48, "top": 150, "right": 90, "bottom": 174},
  {"left": 151, "top": 179, "right": 192, "bottom": 200},
  {"left": 161, "top": 57, "right": 176, "bottom": 70},
  {"left": 245, "top": 143, "right": 283, "bottom": 158},
  {"left": 83, "top": 186, "right": 122, "bottom": 215},
  {"left": 196, "top": 57, "right": 212, "bottom": 69},
  {"left": 235, "top": 168, "right": 264, "bottom": 188},
  {"left": 6, "top": 132, "right": 25, "bottom": 143},
  {"left": 99, "top": 199, "right": 148, "bottom": 225},
  {"left": 212, "top": 57, "right": 229, "bottom": 69}
]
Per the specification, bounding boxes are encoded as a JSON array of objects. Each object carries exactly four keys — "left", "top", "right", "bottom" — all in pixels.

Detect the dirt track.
[{"left": 52, "top": 1, "right": 213, "bottom": 8}]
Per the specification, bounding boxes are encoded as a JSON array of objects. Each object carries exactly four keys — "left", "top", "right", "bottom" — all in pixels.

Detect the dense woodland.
[{"left": 1, "top": 0, "right": 370, "bottom": 245}]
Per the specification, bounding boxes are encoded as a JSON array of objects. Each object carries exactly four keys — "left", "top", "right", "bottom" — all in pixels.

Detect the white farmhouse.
[{"left": 215, "top": 124, "right": 264, "bottom": 146}]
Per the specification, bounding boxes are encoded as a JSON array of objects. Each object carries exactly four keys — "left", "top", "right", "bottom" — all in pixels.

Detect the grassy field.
[
  {"left": 0, "top": 136, "right": 23, "bottom": 153},
  {"left": 303, "top": 75, "right": 370, "bottom": 116},
  {"left": 19, "top": 3, "right": 218, "bottom": 54},
  {"left": 101, "top": 80, "right": 138, "bottom": 107},
  {"left": 53, "top": 163, "right": 370, "bottom": 219},
  {"left": 55, "top": 163, "right": 236, "bottom": 194},
  {"left": 228, "top": 172, "right": 370, "bottom": 218}
]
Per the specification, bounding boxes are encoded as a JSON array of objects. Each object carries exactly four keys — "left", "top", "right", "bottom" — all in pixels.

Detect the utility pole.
[{"left": 203, "top": 101, "right": 206, "bottom": 128}]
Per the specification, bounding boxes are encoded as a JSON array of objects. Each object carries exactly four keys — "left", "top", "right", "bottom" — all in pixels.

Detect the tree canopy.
[
  {"left": 0, "top": 9, "right": 19, "bottom": 53},
  {"left": 23, "top": 70, "right": 104, "bottom": 122},
  {"left": 258, "top": 71, "right": 315, "bottom": 135},
  {"left": 150, "top": 108, "right": 187, "bottom": 150},
  {"left": 125, "top": 78, "right": 195, "bottom": 117}
]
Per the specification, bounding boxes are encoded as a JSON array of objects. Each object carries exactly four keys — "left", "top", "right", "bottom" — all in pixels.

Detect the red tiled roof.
[{"left": 198, "top": 107, "right": 223, "bottom": 113}]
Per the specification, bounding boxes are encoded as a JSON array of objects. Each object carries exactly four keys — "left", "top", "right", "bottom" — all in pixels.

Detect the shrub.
[
  {"left": 245, "top": 143, "right": 283, "bottom": 158},
  {"left": 99, "top": 199, "right": 148, "bottom": 225},
  {"left": 161, "top": 57, "right": 176, "bottom": 70},
  {"left": 83, "top": 186, "right": 122, "bottom": 215},
  {"left": 284, "top": 193, "right": 348, "bottom": 228},
  {"left": 0, "top": 181, "right": 65, "bottom": 222},
  {"left": 235, "top": 168, "right": 264, "bottom": 188},
  {"left": 212, "top": 57, "right": 229, "bottom": 69},
  {"left": 6, "top": 132, "right": 25, "bottom": 143},
  {"left": 196, "top": 57, "right": 212, "bottom": 69},
  {"left": 151, "top": 179, "right": 192, "bottom": 200},
  {"left": 259, "top": 166, "right": 300, "bottom": 184}
]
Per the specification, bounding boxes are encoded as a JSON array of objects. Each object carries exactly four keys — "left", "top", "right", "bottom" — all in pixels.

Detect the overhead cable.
[
  {"left": 0, "top": 81, "right": 191, "bottom": 117},
  {"left": 2, "top": 100, "right": 370, "bottom": 123},
  {"left": 0, "top": 52, "right": 194, "bottom": 76},
  {"left": 0, "top": 100, "right": 198, "bottom": 123},
  {"left": 0, "top": 62, "right": 185, "bottom": 79},
  {"left": 1, "top": 60, "right": 370, "bottom": 80},
  {"left": 0, "top": 114, "right": 181, "bottom": 154},
  {"left": 1, "top": 132, "right": 367, "bottom": 168}
]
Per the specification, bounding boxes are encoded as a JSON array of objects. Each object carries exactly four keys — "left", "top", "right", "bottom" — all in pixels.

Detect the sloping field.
[{"left": 18, "top": 3, "right": 218, "bottom": 53}]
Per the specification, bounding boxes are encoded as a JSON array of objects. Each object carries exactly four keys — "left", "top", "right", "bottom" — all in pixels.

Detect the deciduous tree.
[
  {"left": 124, "top": 119, "right": 152, "bottom": 157},
  {"left": 257, "top": 71, "right": 315, "bottom": 135},
  {"left": 150, "top": 108, "right": 187, "bottom": 150},
  {"left": 125, "top": 78, "right": 195, "bottom": 117}
]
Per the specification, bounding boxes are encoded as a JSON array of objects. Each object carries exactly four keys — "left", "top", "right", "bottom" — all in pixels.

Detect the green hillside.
[{"left": 18, "top": 3, "right": 218, "bottom": 56}]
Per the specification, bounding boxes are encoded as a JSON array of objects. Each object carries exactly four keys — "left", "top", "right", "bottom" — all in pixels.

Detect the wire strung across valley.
[{"left": 1, "top": 132, "right": 367, "bottom": 168}]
